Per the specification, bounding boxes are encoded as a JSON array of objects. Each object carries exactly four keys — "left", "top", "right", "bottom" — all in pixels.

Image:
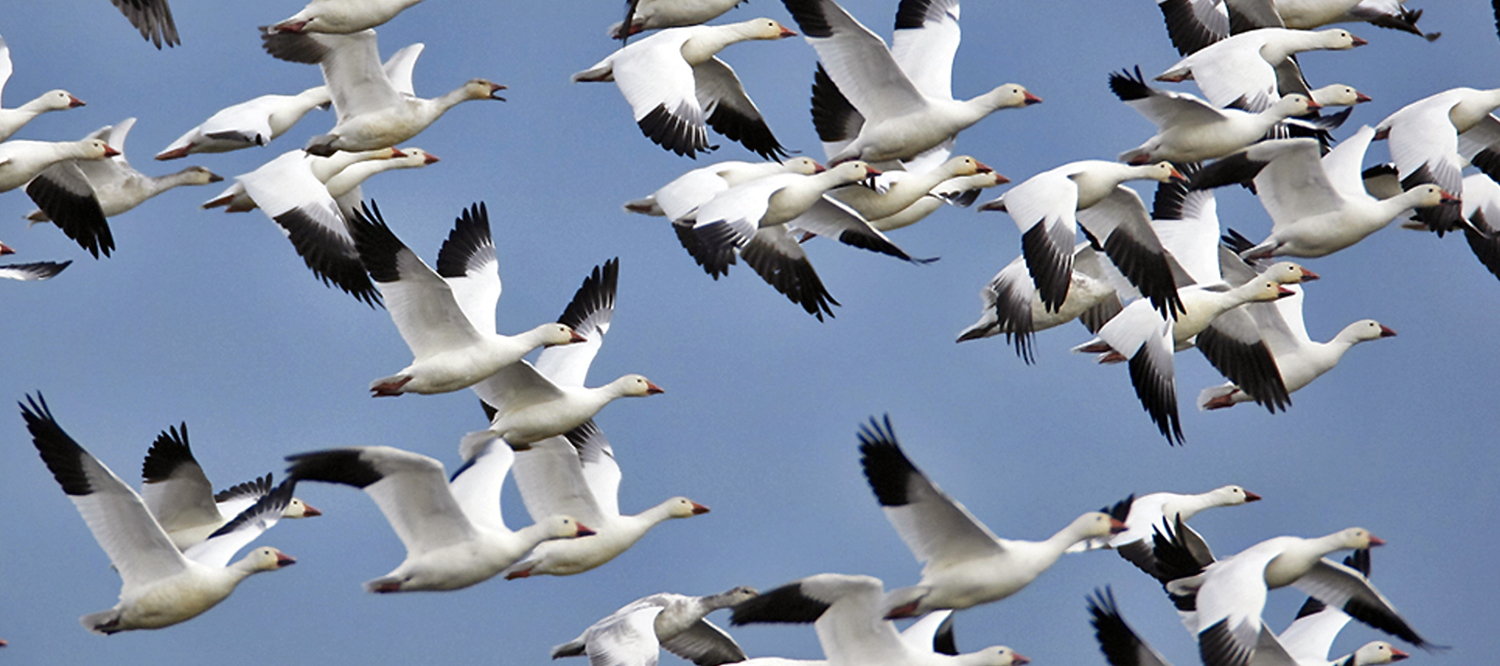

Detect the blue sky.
[{"left": 1, "top": 0, "right": 1496, "bottom": 664}]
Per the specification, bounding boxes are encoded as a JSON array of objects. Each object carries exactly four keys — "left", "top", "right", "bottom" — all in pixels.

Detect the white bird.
[
  {"left": 866, "top": 170, "right": 1008, "bottom": 231},
  {"left": 1375, "top": 86, "right": 1500, "bottom": 235},
  {"left": 1109, "top": 67, "right": 1329, "bottom": 165},
  {"left": 470, "top": 259, "right": 665, "bottom": 449},
  {"left": 137, "top": 422, "right": 321, "bottom": 551},
  {"left": 623, "top": 157, "right": 826, "bottom": 220},
  {"left": 956, "top": 243, "right": 1123, "bottom": 364},
  {"left": 346, "top": 201, "right": 586, "bottom": 396},
  {"left": 1153, "top": 0, "right": 1432, "bottom": 57},
  {"left": 611, "top": 0, "right": 747, "bottom": 40},
  {"left": 0, "top": 260, "right": 70, "bottom": 281},
  {"left": 1155, "top": 28, "right": 1366, "bottom": 113},
  {"left": 827, "top": 156, "right": 998, "bottom": 221},
  {"left": 572, "top": 18, "right": 796, "bottom": 159},
  {"left": 24, "top": 119, "right": 224, "bottom": 229},
  {"left": 1456, "top": 173, "right": 1500, "bottom": 281},
  {"left": 263, "top": 0, "right": 427, "bottom": 36},
  {"left": 201, "top": 146, "right": 408, "bottom": 212},
  {"left": 261, "top": 30, "right": 504, "bottom": 156},
  {"left": 1189, "top": 127, "right": 1456, "bottom": 259},
  {"left": 1070, "top": 485, "right": 1261, "bottom": 579},
  {"left": 551, "top": 586, "right": 760, "bottom": 666},
  {"left": 1279, "top": 550, "right": 1413, "bottom": 666},
  {"left": 285, "top": 440, "right": 594, "bottom": 592},
  {"left": 681, "top": 161, "right": 925, "bottom": 320},
  {"left": 235, "top": 147, "right": 435, "bottom": 305},
  {"left": 0, "top": 34, "right": 85, "bottom": 142},
  {"left": 1154, "top": 525, "right": 1434, "bottom": 666},
  {"left": 154, "top": 85, "right": 332, "bottom": 160},
  {"left": 20, "top": 394, "right": 297, "bottom": 634},
  {"left": 782, "top": 0, "right": 1040, "bottom": 164},
  {"left": 856, "top": 416, "right": 1125, "bottom": 618},
  {"left": 111, "top": 0, "right": 179, "bottom": 48},
  {"left": 1197, "top": 283, "right": 1395, "bottom": 410},
  {"left": 6, "top": 139, "right": 120, "bottom": 258},
  {"left": 501, "top": 421, "right": 710, "bottom": 578},
  {"left": 730, "top": 573, "right": 1030, "bottom": 666},
  {"left": 978, "top": 160, "right": 1185, "bottom": 319}
]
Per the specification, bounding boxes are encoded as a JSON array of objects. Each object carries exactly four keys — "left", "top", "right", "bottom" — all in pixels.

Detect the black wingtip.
[
  {"left": 858, "top": 415, "right": 918, "bottom": 507},
  {"left": 141, "top": 422, "right": 194, "bottom": 484}
]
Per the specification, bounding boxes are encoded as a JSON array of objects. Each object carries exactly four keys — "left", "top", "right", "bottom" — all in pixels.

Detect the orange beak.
[
  {"left": 779, "top": 26, "right": 798, "bottom": 38},
  {"left": 1305, "top": 99, "right": 1323, "bottom": 111},
  {"left": 1109, "top": 518, "right": 1128, "bottom": 534},
  {"left": 646, "top": 381, "right": 665, "bottom": 395},
  {"left": 68, "top": 95, "right": 85, "bottom": 108},
  {"left": 974, "top": 160, "right": 994, "bottom": 174},
  {"left": 1367, "top": 534, "right": 1387, "bottom": 546},
  {"left": 1168, "top": 167, "right": 1188, "bottom": 181},
  {"left": 1299, "top": 268, "right": 1320, "bottom": 281},
  {"left": 569, "top": 330, "right": 588, "bottom": 343},
  {"left": 423, "top": 152, "right": 441, "bottom": 164},
  {"left": 1276, "top": 286, "right": 1296, "bottom": 298},
  {"left": 103, "top": 145, "right": 121, "bottom": 158},
  {"left": 690, "top": 502, "right": 711, "bottom": 515},
  {"left": 575, "top": 523, "right": 597, "bottom": 537},
  {"left": 302, "top": 504, "right": 323, "bottom": 517}
]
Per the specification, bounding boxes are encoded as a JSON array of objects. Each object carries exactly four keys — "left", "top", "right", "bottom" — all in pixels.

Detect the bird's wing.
[
  {"left": 661, "top": 619, "right": 748, "bottom": 666},
  {"left": 857, "top": 416, "right": 1006, "bottom": 569},
  {"left": 382, "top": 43, "right": 425, "bottom": 97},
  {"left": 434, "top": 202, "right": 501, "bottom": 334},
  {"left": 470, "top": 360, "right": 566, "bottom": 416},
  {"left": 319, "top": 30, "right": 404, "bottom": 120},
  {"left": 781, "top": 0, "right": 929, "bottom": 122},
  {"left": 1078, "top": 186, "right": 1183, "bottom": 319},
  {"left": 138, "top": 423, "right": 221, "bottom": 534},
  {"left": 346, "top": 202, "right": 484, "bottom": 359},
  {"left": 694, "top": 58, "right": 788, "bottom": 161},
  {"left": 0, "top": 260, "right": 72, "bottom": 281},
  {"left": 446, "top": 435, "right": 516, "bottom": 535},
  {"left": 510, "top": 435, "right": 608, "bottom": 525},
  {"left": 535, "top": 259, "right": 617, "bottom": 388},
  {"left": 21, "top": 395, "right": 189, "bottom": 591},
  {"left": 568, "top": 420, "right": 622, "bottom": 519},
  {"left": 888, "top": 0, "right": 961, "bottom": 100},
  {"left": 24, "top": 162, "right": 113, "bottom": 259},
  {"left": 183, "top": 478, "right": 293, "bottom": 568},
  {"left": 286, "top": 447, "right": 477, "bottom": 557},
  {"left": 1291, "top": 559, "right": 1432, "bottom": 648}
]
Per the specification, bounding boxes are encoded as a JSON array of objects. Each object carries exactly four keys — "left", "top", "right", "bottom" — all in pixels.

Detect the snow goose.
[
  {"left": 611, "top": 0, "right": 746, "bottom": 39},
  {"left": 781, "top": 0, "right": 1040, "bottom": 164},
  {"left": 0, "top": 35, "right": 86, "bottom": 142},
  {"left": 154, "top": 85, "right": 331, "bottom": 160},
  {"left": 867, "top": 170, "right": 1007, "bottom": 231},
  {"left": 286, "top": 439, "right": 593, "bottom": 592},
  {"left": 501, "top": 422, "right": 709, "bottom": 578},
  {"left": 263, "top": 0, "right": 427, "bottom": 36},
  {"left": 138, "top": 422, "right": 320, "bottom": 551},
  {"left": 347, "top": 202, "right": 584, "bottom": 396},
  {"left": 1279, "top": 550, "right": 1413, "bottom": 666},
  {"left": 201, "top": 146, "right": 406, "bottom": 212},
  {"left": 956, "top": 243, "right": 1123, "bottom": 364},
  {"left": 623, "top": 157, "right": 825, "bottom": 220},
  {"left": 1222, "top": 0, "right": 1434, "bottom": 40},
  {"left": 682, "top": 161, "right": 927, "bottom": 320},
  {"left": 470, "top": 259, "right": 665, "bottom": 449},
  {"left": 1070, "top": 485, "right": 1260, "bottom": 579},
  {"left": 0, "top": 260, "right": 70, "bottom": 281},
  {"left": 1110, "top": 67, "right": 1329, "bottom": 165},
  {"left": 857, "top": 416, "right": 1125, "bottom": 618},
  {"left": 1154, "top": 28, "right": 1366, "bottom": 113},
  {"left": 20, "top": 394, "right": 297, "bottom": 634},
  {"left": 551, "top": 586, "right": 760, "bottom": 665},
  {"left": 111, "top": 0, "right": 179, "bottom": 48},
  {"left": 828, "top": 156, "right": 999, "bottom": 221},
  {"left": 572, "top": 18, "right": 795, "bottom": 159},
  {"left": 730, "top": 573, "right": 1029, "bottom": 666},
  {"left": 1189, "top": 127, "right": 1456, "bottom": 259},
  {"left": 24, "top": 119, "right": 224, "bottom": 229},
  {"left": 4, "top": 139, "right": 120, "bottom": 258},
  {"left": 1309, "top": 83, "right": 1372, "bottom": 108},
  {"left": 235, "top": 148, "right": 428, "bottom": 305},
  {"left": 1154, "top": 526, "right": 1434, "bottom": 666},
  {"left": 1374, "top": 87, "right": 1500, "bottom": 234},
  {"left": 263, "top": 30, "right": 504, "bottom": 155},
  {"left": 1196, "top": 283, "right": 1395, "bottom": 410},
  {"left": 978, "top": 160, "right": 1185, "bottom": 319}
]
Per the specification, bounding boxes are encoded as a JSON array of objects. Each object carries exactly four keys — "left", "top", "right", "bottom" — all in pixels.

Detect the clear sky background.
[{"left": 1, "top": 1, "right": 1496, "bottom": 664}]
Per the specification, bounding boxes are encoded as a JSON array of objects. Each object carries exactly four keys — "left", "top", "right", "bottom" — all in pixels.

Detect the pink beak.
[
  {"left": 103, "top": 145, "right": 121, "bottom": 158},
  {"left": 68, "top": 95, "right": 85, "bottom": 108},
  {"left": 388, "top": 148, "right": 406, "bottom": 158},
  {"left": 276, "top": 552, "right": 298, "bottom": 567},
  {"left": 974, "top": 160, "right": 994, "bottom": 174},
  {"left": 1440, "top": 189, "right": 1460, "bottom": 203},
  {"left": 302, "top": 503, "right": 323, "bottom": 517},
  {"left": 1350, "top": 35, "right": 1368, "bottom": 46},
  {"left": 1367, "top": 534, "right": 1387, "bottom": 546},
  {"left": 1011, "top": 654, "right": 1030, "bottom": 666},
  {"left": 1304, "top": 99, "right": 1323, "bottom": 111},
  {"left": 1244, "top": 491, "right": 1263, "bottom": 502},
  {"left": 690, "top": 502, "right": 711, "bottom": 515},
  {"left": 0, "top": 243, "right": 14, "bottom": 256},
  {"left": 1379, "top": 325, "right": 1397, "bottom": 338},
  {"left": 1389, "top": 648, "right": 1410, "bottom": 661},
  {"left": 575, "top": 523, "right": 597, "bottom": 537},
  {"left": 423, "top": 152, "right": 441, "bottom": 165},
  {"left": 1276, "top": 286, "right": 1296, "bottom": 298},
  {"left": 779, "top": 26, "right": 798, "bottom": 38},
  {"left": 811, "top": 162, "right": 827, "bottom": 173},
  {"left": 1022, "top": 91, "right": 1043, "bottom": 105},
  {"left": 1109, "top": 518, "right": 1128, "bottom": 534},
  {"left": 646, "top": 381, "right": 665, "bottom": 395},
  {"left": 1299, "top": 268, "right": 1320, "bottom": 281},
  {"left": 1355, "top": 91, "right": 1373, "bottom": 103},
  {"left": 1168, "top": 167, "right": 1188, "bottom": 181},
  {"left": 569, "top": 330, "right": 588, "bottom": 343}
]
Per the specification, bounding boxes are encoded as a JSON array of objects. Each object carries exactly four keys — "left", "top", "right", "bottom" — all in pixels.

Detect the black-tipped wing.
[
  {"left": 739, "top": 226, "right": 840, "bottom": 321},
  {"left": 1195, "top": 312, "right": 1291, "bottom": 413},
  {"left": 0, "top": 260, "right": 71, "bottom": 281},
  {"left": 25, "top": 163, "right": 114, "bottom": 258},
  {"left": 696, "top": 58, "right": 789, "bottom": 161},
  {"left": 138, "top": 423, "right": 223, "bottom": 534},
  {"left": 1089, "top": 587, "right": 1175, "bottom": 666},
  {"left": 534, "top": 258, "right": 618, "bottom": 387},
  {"left": 857, "top": 415, "right": 1004, "bottom": 568},
  {"left": 112, "top": 0, "right": 179, "bottom": 48}
]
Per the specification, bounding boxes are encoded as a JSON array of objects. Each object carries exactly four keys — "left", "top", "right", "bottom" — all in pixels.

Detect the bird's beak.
[
  {"left": 1379, "top": 325, "right": 1397, "bottom": 338},
  {"left": 489, "top": 83, "right": 507, "bottom": 101},
  {"left": 1389, "top": 649, "right": 1409, "bottom": 662},
  {"left": 646, "top": 381, "right": 665, "bottom": 395},
  {"left": 690, "top": 502, "right": 711, "bottom": 515},
  {"left": 1299, "top": 268, "right": 1319, "bottom": 281},
  {"left": 1011, "top": 655, "right": 1030, "bottom": 666},
  {"left": 103, "top": 145, "right": 121, "bottom": 157},
  {"left": 1276, "top": 286, "right": 1296, "bottom": 298},
  {"left": 1355, "top": 92, "right": 1372, "bottom": 103},
  {"left": 1244, "top": 491, "right": 1262, "bottom": 502},
  {"left": 423, "top": 152, "right": 441, "bottom": 165},
  {"left": 570, "top": 330, "right": 588, "bottom": 343},
  {"left": 1169, "top": 167, "right": 1188, "bottom": 181},
  {"left": 301, "top": 504, "right": 323, "bottom": 517},
  {"left": 1350, "top": 35, "right": 1368, "bottom": 46},
  {"left": 206, "top": 171, "right": 225, "bottom": 183},
  {"left": 575, "top": 523, "right": 597, "bottom": 537},
  {"left": 1440, "top": 190, "right": 1460, "bottom": 203},
  {"left": 1023, "top": 91, "right": 1043, "bottom": 105},
  {"left": 779, "top": 26, "right": 798, "bottom": 38},
  {"left": 276, "top": 552, "right": 298, "bottom": 567},
  {"left": 68, "top": 95, "right": 85, "bottom": 108},
  {"left": 1305, "top": 99, "right": 1323, "bottom": 111},
  {"left": 1109, "top": 518, "right": 1128, "bottom": 534},
  {"left": 1367, "top": 534, "right": 1387, "bottom": 546},
  {"left": 974, "top": 160, "right": 994, "bottom": 174}
]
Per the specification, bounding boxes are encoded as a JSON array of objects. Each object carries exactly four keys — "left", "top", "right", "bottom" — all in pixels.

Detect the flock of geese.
[{"left": 4, "top": 0, "right": 1495, "bottom": 664}]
